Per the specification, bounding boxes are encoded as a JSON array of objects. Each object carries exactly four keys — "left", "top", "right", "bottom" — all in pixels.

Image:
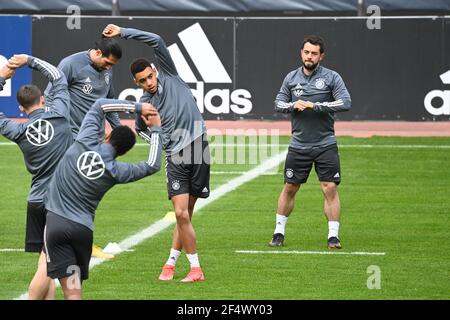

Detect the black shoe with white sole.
[
  {"left": 327, "top": 236, "right": 342, "bottom": 249},
  {"left": 269, "top": 233, "right": 285, "bottom": 247}
]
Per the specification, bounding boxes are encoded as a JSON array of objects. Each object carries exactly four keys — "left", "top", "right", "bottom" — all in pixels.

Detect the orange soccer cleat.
[
  {"left": 180, "top": 267, "right": 205, "bottom": 283},
  {"left": 158, "top": 264, "right": 176, "bottom": 281}
]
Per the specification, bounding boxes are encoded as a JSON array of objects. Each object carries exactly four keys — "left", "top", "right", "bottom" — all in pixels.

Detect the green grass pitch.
[{"left": 0, "top": 135, "right": 449, "bottom": 299}]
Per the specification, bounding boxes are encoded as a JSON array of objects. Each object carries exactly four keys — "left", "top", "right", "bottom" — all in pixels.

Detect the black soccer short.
[
  {"left": 25, "top": 202, "right": 47, "bottom": 253},
  {"left": 165, "top": 134, "right": 210, "bottom": 199},
  {"left": 44, "top": 212, "right": 93, "bottom": 281},
  {"left": 284, "top": 144, "right": 341, "bottom": 185}
]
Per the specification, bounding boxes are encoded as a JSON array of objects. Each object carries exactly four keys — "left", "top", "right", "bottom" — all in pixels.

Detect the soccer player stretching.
[
  {"left": 1, "top": 54, "right": 73, "bottom": 299},
  {"left": 103, "top": 24, "right": 210, "bottom": 282},
  {"left": 44, "top": 99, "right": 162, "bottom": 299}
]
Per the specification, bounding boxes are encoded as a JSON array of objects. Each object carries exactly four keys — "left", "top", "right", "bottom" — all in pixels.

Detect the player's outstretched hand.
[
  {"left": 7, "top": 54, "right": 29, "bottom": 69},
  {"left": 103, "top": 24, "right": 121, "bottom": 38},
  {"left": 141, "top": 113, "right": 161, "bottom": 128},
  {"left": 141, "top": 102, "right": 158, "bottom": 117},
  {"left": 0, "top": 65, "right": 15, "bottom": 80}
]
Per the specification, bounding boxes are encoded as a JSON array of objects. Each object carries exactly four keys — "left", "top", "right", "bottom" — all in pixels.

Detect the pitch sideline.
[{"left": 236, "top": 250, "right": 386, "bottom": 256}]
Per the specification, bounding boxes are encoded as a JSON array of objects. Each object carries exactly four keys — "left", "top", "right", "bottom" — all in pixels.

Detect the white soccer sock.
[
  {"left": 328, "top": 221, "right": 340, "bottom": 239},
  {"left": 186, "top": 253, "right": 200, "bottom": 268},
  {"left": 274, "top": 214, "right": 288, "bottom": 235},
  {"left": 165, "top": 248, "right": 181, "bottom": 266}
]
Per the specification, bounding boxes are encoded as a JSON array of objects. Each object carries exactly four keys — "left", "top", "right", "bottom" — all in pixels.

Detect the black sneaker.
[
  {"left": 327, "top": 236, "right": 342, "bottom": 249},
  {"left": 269, "top": 233, "right": 284, "bottom": 247}
]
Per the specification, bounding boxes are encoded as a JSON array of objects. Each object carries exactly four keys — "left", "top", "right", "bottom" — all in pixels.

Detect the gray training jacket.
[
  {"left": 44, "top": 51, "right": 121, "bottom": 138},
  {"left": 0, "top": 56, "right": 73, "bottom": 202},
  {"left": 44, "top": 98, "right": 162, "bottom": 231},
  {"left": 119, "top": 27, "right": 207, "bottom": 155},
  {"left": 274, "top": 65, "right": 351, "bottom": 149}
]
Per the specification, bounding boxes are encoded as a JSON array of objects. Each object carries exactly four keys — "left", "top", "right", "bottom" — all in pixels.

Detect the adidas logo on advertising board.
[
  {"left": 119, "top": 23, "right": 252, "bottom": 115},
  {"left": 424, "top": 70, "right": 450, "bottom": 115}
]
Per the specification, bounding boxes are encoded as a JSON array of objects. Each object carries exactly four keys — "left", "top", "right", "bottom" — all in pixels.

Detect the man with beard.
[
  {"left": 44, "top": 38, "right": 122, "bottom": 139},
  {"left": 269, "top": 35, "right": 351, "bottom": 249},
  {"left": 44, "top": 37, "right": 123, "bottom": 259}
]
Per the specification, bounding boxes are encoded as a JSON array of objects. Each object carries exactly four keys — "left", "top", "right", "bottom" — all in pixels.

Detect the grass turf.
[{"left": 0, "top": 136, "right": 449, "bottom": 299}]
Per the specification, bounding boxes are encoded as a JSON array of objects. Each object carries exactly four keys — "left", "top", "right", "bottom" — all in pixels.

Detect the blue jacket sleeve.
[{"left": 120, "top": 27, "right": 178, "bottom": 76}]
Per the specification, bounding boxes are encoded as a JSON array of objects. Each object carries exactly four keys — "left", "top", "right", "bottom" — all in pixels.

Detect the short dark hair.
[
  {"left": 94, "top": 38, "right": 122, "bottom": 59},
  {"left": 130, "top": 58, "right": 152, "bottom": 77},
  {"left": 302, "top": 35, "right": 325, "bottom": 53},
  {"left": 17, "top": 85, "right": 41, "bottom": 109},
  {"left": 109, "top": 125, "right": 136, "bottom": 156}
]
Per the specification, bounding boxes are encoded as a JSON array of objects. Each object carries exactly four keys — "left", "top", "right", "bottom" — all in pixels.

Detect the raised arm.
[
  {"left": 103, "top": 24, "right": 178, "bottom": 76},
  {"left": 43, "top": 57, "right": 72, "bottom": 117},
  {"left": 77, "top": 98, "right": 158, "bottom": 146},
  {"left": 0, "top": 65, "right": 21, "bottom": 141},
  {"left": 25, "top": 55, "right": 70, "bottom": 119},
  {"left": 108, "top": 109, "right": 162, "bottom": 183},
  {"left": 0, "top": 65, "right": 14, "bottom": 92},
  {"left": 77, "top": 98, "right": 141, "bottom": 146},
  {"left": 0, "top": 55, "right": 70, "bottom": 141},
  {"left": 8, "top": 54, "right": 70, "bottom": 119},
  {"left": 110, "top": 127, "right": 162, "bottom": 183}
]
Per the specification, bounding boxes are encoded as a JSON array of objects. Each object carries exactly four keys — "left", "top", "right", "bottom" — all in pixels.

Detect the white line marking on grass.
[
  {"left": 117, "top": 150, "right": 287, "bottom": 252},
  {"left": 0, "top": 249, "right": 24, "bottom": 252},
  {"left": 211, "top": 171, "right": 278, "bottom": 175},
  {"left": 236, "top": 250, "right": 386, "bottom": 256},
  {"left": 14, "top": 149, "right": 288, "bottom": 300},
  {"left": 2, "top": 141, "right": 450, "bottom": 149},
  {"left": 207, "top": 144, "right": 450, "bottom": 149},
  {"left": 339, "top": 144, "right": 450, "bottom": 149},
  {"left": 97, "top": 143, "right": 450, "bottom": 149}
]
